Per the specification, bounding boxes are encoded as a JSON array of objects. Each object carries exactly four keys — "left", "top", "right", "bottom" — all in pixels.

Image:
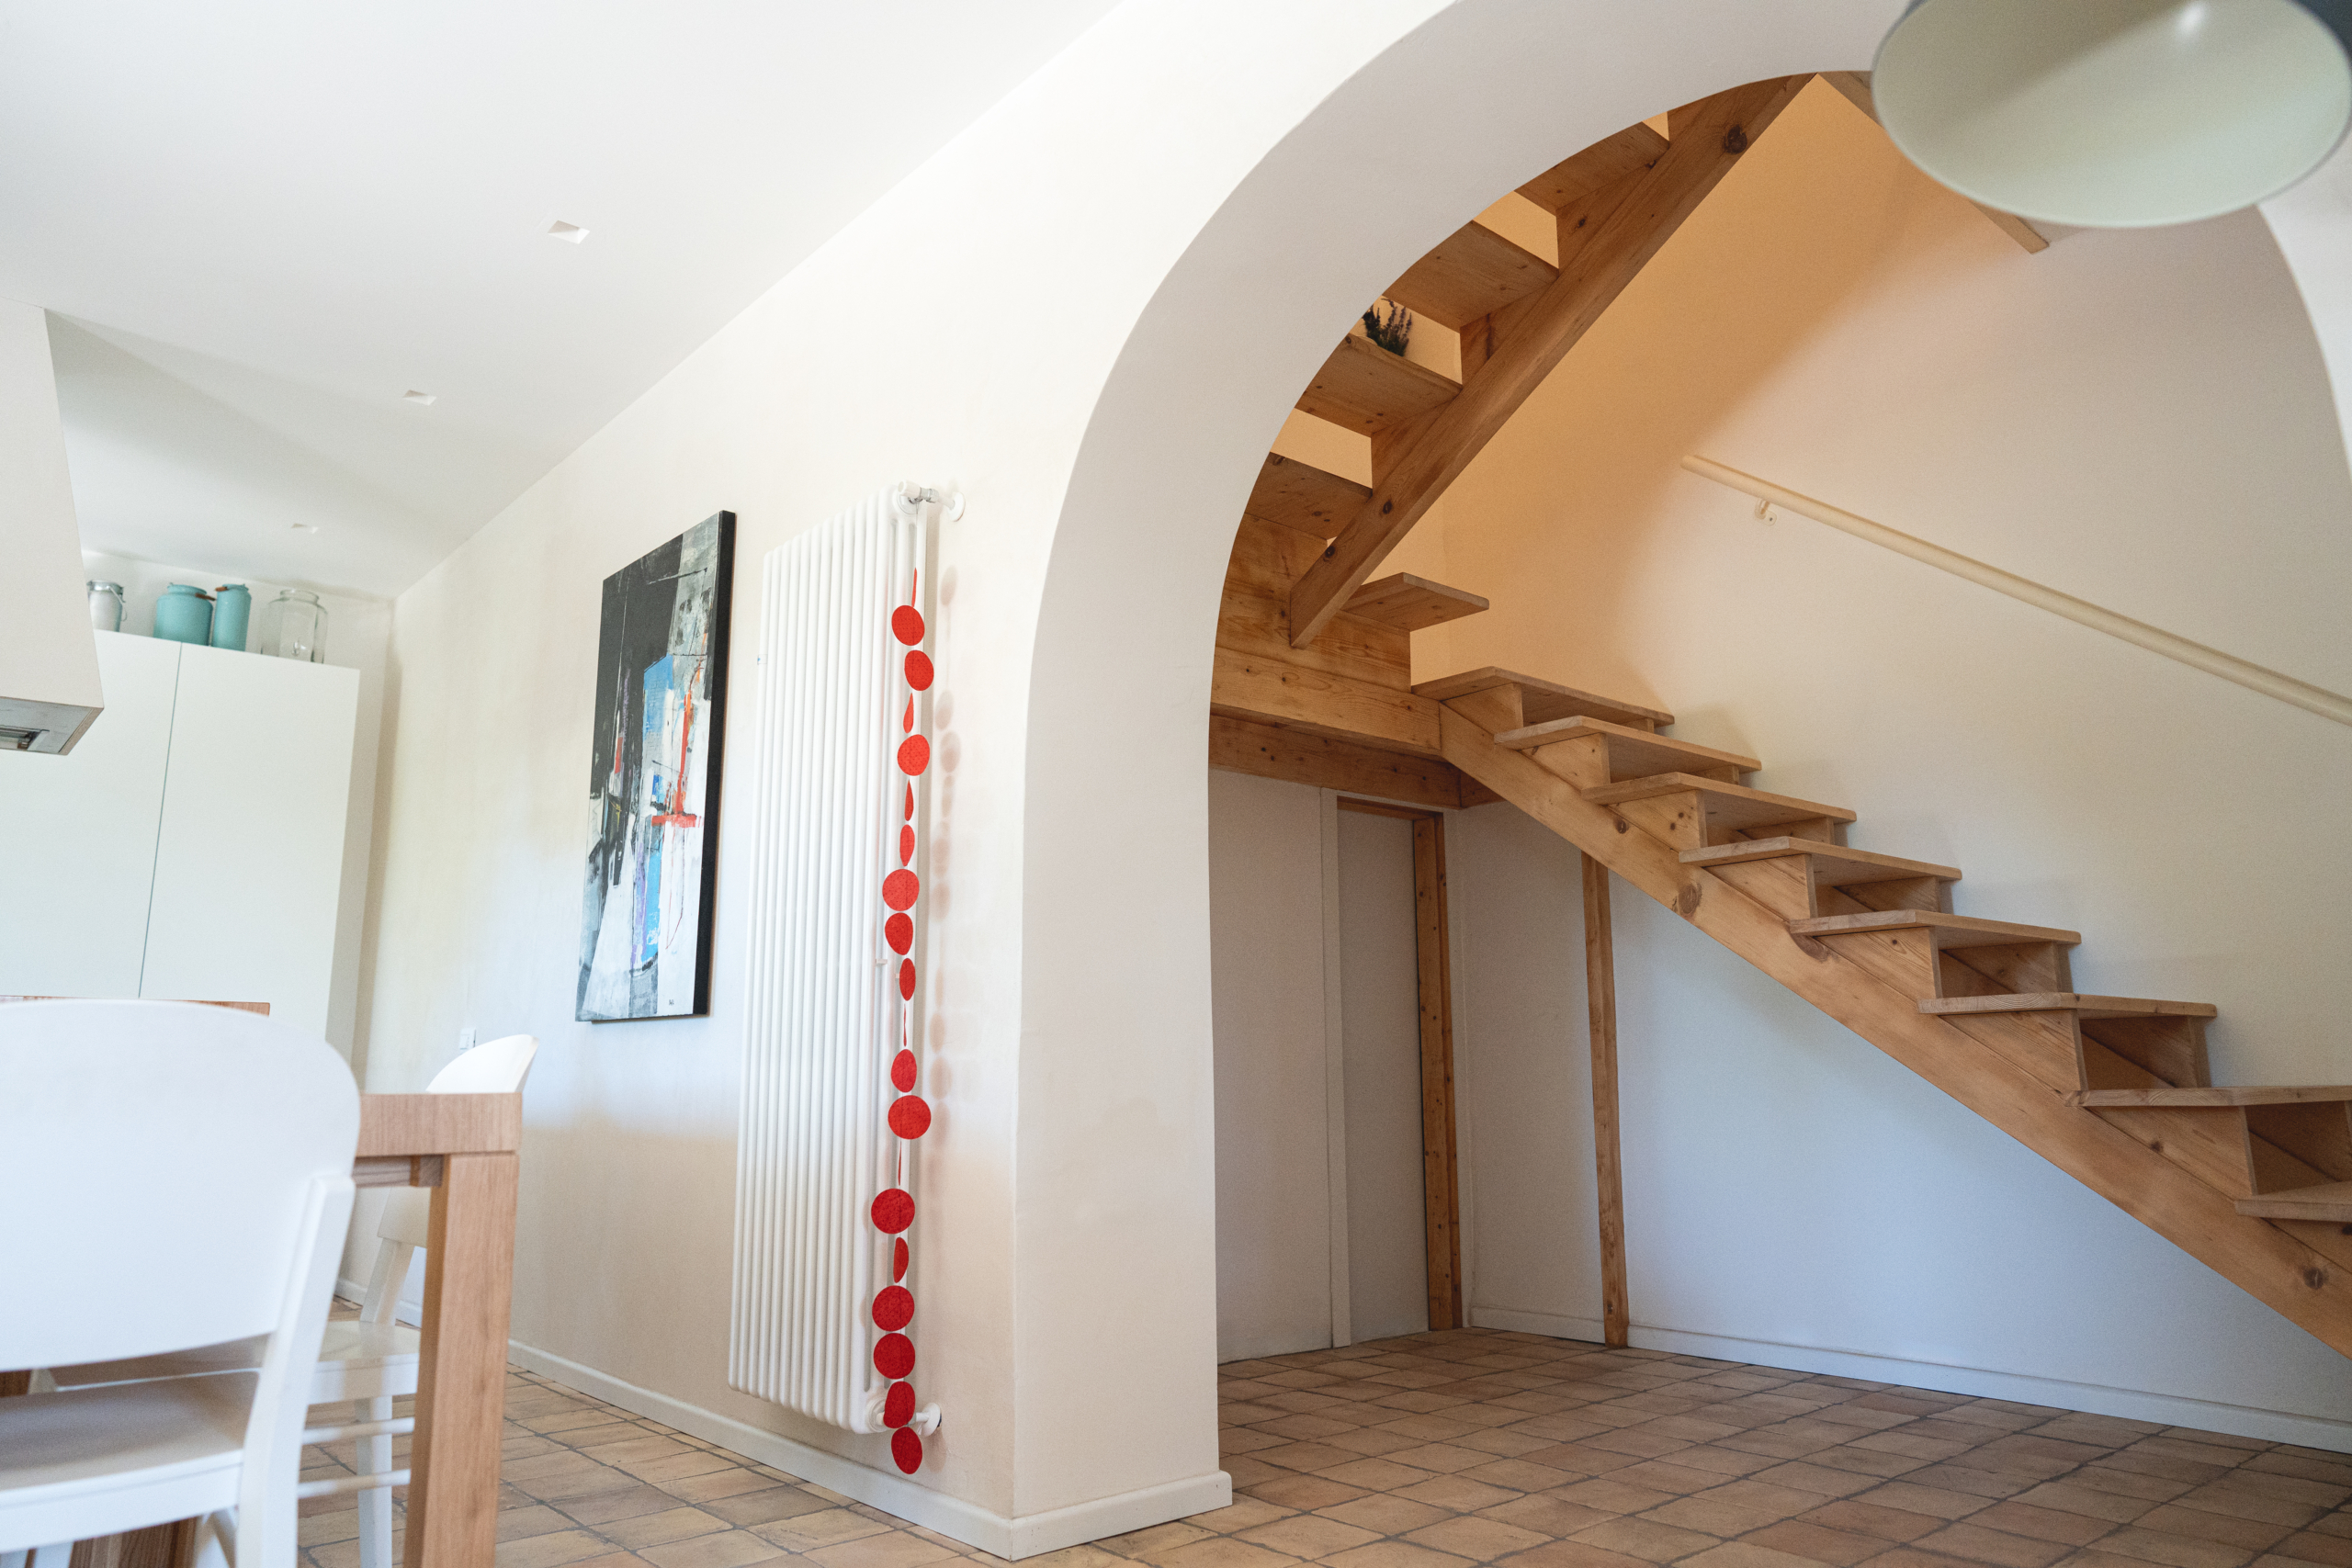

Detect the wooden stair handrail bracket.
[
  {"left": 1286, "top": 78, "right": 1809, "bottom": 649},
  {"left": 1682, "top": 456, "right": 2352, "bottom": 728}
]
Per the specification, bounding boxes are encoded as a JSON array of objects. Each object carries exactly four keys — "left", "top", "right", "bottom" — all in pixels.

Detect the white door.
[
  {"left": 141, "top": 644, "right": 358, "bottom": 1033},
  {"left": 1338, "top": 808, "right": 1429, "bottom": 1341},
  {"left": 0, "top": 631, "right": 181, "bottom": 998}
]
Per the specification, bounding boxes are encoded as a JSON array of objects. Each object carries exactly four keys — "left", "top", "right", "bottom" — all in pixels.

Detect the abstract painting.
[{"left": 578, "top": 511, "right": 735, "bottom": 1021}]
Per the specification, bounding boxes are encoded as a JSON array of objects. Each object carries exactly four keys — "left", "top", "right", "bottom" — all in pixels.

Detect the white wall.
[
  {"left": 1337, "top": 809, "right": 1430, "bottom": 1343},
  {"left": 1396, "top": 79, "right": 2352, "bottom": 1446},
  {"left": 1207, "top": 771, "right": 1332, "bottom": 1361}
]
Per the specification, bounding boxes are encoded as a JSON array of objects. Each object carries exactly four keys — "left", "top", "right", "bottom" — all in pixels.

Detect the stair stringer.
[{"left": 1437, "top": 706, "right": 2352, "bottom": 1358}]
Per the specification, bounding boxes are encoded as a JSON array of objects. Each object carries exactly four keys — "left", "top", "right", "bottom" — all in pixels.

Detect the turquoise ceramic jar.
[
  {"left": 209, "top": 583, "right": 252, "bottom": 650},
  {"left": 153, "top": 583, "right": 214, "bottom": 645}
]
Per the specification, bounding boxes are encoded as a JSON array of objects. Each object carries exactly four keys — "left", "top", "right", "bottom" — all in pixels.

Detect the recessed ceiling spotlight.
[
  {"left": 547, "top": 220, "right": 588, "bottom": 243},
  {"left": 402, "top": 389, "right": 436, "bottom": 405}
]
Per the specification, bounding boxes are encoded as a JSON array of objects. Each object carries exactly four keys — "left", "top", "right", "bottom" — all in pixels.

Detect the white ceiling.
[{"left": 0, "top": 1, "right": 1124, "bottom": 597}]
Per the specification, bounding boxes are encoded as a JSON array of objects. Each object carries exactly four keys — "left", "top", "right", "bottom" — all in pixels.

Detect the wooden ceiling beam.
[{"left": 1285, "top": 77, "right": 1808, "bottom": 649}]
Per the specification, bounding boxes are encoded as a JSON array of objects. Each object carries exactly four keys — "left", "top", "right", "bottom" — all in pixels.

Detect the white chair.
[
  {"left": 0, "top": 1000, "right": 359, "bottom": 1568},
  {"left": 49, "top": 1034, "right": 538, "bottom": 1568}
]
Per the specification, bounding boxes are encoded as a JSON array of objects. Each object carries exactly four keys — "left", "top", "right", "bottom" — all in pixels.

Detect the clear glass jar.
[
  {"left": 259, "top": 589, "right": 328, "bottom": 662},
  {"left": 87, "top": 581, "right": 124, "bottom": 633}
]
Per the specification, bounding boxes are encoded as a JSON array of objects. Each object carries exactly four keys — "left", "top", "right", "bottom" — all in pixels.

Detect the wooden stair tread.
[
  {"left": 1385, "top": 220, "right": 1559, "bottom": 330},
  {"left": 2075, "top": 1086, "right": 2352, "bottom": 1108},
  {"left": 1518, "top": 124, "right": 1670, "bottom": 213},
  {"left": 1296, "top": 332, "right": 1459, "bottom": 434},
  {"left": 1681, "top": 837, "right": 1960, "bottom": 886},
  {"left": 1795, "top": 910, "right": 2081, "bottom": 946},
  {"left": 2237, "top": 1181, "right": 2352, "bottom": 1223},
  {"left": 1920, "top": 993, "right": 2217, "bottom": 1019},
  {"left": 1345, "top": 573, "right": 1489, "bottom": 631},
  {"left": 1496, "top": 716, "right": 1757, "bottom": 778},
  {"left": 1416, "top": 667, "right": 1673, "bottom": 730},
  {"left": 1244, "top": 454, "right": 1369, "bottom": 539},
  {"left": 1586, "top": 773, "right": 1856, "bottom": 829}
]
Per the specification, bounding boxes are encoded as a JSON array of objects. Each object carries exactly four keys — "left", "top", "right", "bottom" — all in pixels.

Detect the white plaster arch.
[{"left": 1008, "top": 0, "right": 1896, "bottom": 1518}]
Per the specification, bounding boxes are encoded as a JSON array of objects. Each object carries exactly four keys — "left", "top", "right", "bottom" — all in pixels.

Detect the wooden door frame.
[{"left": 1335, "top": 796, "right": 1463, "bottom": 1331}]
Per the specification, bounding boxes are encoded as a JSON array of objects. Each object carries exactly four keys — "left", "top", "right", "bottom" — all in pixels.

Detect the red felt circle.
[
  {"left": 873, "top": 1332, "right": 915, "bottom": 1380},
  {"left": 884, "top": 913, "right": 913, "bottom": 954},
  {"left": 891, "top": 1049, "right": 917, "bottom": 1091},
  {"left": 891, "top": 1427, "right": 923, "bottom": 1474},
  {"left": 899, "top": 825, "right": 915, "bottom": 865},
  {"left": 888, "top": 1094, "right": 932, "bottom": 1139},
  {"left": 902, "top": 783, "right": 913, "bottom": 820},
  {"left": 872, "top": 1285, "right": 914, "bottom": 1331},
  {"left": 897, "top": 735, "right": 930, "bottom": 777},
  {"left": 893, "top": 1238, "right": 909, "bottom": 1281},
  {"left": 901, "top": 697, "right": 914, "bottom": 734},
  {"left": 870, "top": 1189, "right": 914, "bottom": 1235},
  {"left": 881, "top": 869, "right": 920, "bottom": 911},
  {"left": 904, "top": 651, "right": 934, "bottom": 692},
  {"left": 898, "top": 959, "right": 916, "bottom": 1000},
  {"left": 883, "top": 1381, "right": 916, "bottom": 1428},
  {"left": 892, "top": 605, "right": 925, "bottom": 647}
]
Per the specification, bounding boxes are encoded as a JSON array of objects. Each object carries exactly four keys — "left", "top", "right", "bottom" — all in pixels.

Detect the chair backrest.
[
  {"left": 1, "top": 999, "right": 356, "bottom": 1568},
  {"left": 374, "top": 1034, "right": 538, "bottom": 1250},
  {"left": 0, "top": 998, "right": 358, "bottom": 1368}
]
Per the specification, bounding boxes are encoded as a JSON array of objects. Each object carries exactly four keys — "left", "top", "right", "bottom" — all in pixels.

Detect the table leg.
[{"left": 403, "top": 1151, "right": 518, "bottom": 1568}]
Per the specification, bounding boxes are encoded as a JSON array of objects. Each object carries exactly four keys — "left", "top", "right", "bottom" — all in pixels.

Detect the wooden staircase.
[{"left": 1205, "top": 78, "right": 2352, "bottom": 1359}]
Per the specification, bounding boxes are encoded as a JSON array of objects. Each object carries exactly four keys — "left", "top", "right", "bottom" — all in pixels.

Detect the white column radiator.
[{"left": 731, "top": 485, "right": 943, "bottom": 1464}]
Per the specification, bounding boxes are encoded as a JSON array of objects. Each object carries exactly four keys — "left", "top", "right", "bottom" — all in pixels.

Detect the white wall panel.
[
  {"left": 1337, "top": 808, "right": 1427, "bottom": 1343},
  {"left": 0, "top": 631, "right": 179, "bottom": 997},
  {"left": 141, "top": 643, "right": 357, "bottom": 1034}
]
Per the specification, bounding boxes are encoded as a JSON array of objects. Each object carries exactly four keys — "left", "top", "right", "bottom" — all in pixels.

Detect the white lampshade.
[{"left": 1873, "top": 0, "right": 2352, "bottom": 227}]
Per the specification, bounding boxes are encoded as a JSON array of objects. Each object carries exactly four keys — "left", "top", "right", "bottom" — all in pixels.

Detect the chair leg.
[{"left": 356, "top": 1395, "right": 394, "bottom": 1568}]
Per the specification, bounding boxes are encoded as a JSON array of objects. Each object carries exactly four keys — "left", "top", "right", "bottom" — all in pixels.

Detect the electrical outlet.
[{"left": 458, "top": 1026, "right": 477, "bottom": 1052}]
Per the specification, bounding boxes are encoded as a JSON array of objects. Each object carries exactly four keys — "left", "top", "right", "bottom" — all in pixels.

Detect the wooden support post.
[
  {"left": 405, "top": 1149, "right": 520, "bottom": 1568},
  {"left": 1413, "top": 815, "right": 1464, "bottom": 1332},
  {"left": 1582, "top": 852, "right": 1629, "bottom": 1347}
]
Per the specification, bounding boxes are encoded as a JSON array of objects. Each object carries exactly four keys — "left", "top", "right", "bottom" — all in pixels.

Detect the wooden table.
[{"left": 354, "top": 1091, "right": 523, "bottom": 1568}]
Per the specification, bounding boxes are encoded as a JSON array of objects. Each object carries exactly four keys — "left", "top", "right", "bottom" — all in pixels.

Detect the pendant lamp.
[{"left": 1872, "top": 0, "right": 2352, "bottom": 227}]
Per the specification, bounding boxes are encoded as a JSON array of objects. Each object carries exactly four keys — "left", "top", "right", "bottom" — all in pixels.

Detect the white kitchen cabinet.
[{"left": 0, "top": 631, "right": 359, "bottom": 1036}]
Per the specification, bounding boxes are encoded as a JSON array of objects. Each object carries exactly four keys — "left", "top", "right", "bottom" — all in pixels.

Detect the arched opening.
[{"left": 1033, "top": 0, "right": 2352, "bottom": 1509}]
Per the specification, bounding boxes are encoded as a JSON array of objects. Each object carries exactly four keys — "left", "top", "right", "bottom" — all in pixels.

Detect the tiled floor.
[{"left": 295, "top": 1321, "right": 2352, "bottom": 1568}]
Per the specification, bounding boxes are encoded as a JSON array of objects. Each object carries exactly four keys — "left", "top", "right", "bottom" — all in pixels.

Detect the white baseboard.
[
  {"left": 1471, "top": 1304, "right": 2351, "bottom": 1455},
  {"left": 504, "top": 1339, "right": 1231, "bottom": 1560},
  {"left": 1624, "top": 1324, "right": 2352, "bottom": 1455},
  {"left": 335, "top": 1277, "right": 423, "bottom": 1328}
]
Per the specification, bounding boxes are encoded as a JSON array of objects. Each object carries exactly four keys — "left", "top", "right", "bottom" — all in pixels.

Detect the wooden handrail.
[{"left": 1682, "top": 456, "right": 2352, "bottom": 729}]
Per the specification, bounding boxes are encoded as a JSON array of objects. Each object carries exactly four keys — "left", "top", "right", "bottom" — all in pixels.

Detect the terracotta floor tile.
[
  {"left": 495, "top": 1530, "right": 628, "bottom": 1568},
  {"left": 1606, "top": 1461, "right": 1743, "bottom": 1497},
  {"left": 747, "top": 1507, "right": 892, "bottom": 1551},
  {"left": 1318, "top": 1541, "right": 1476, "bottom": 1568},
  {"left": 1145, "top": 1539, "right": 1302, "bottom": 1568},
  {"left": 699, "top": 1485, "right": 835, "bottom": 1528},
  {"left": 1476, "top": 1497, "right": 1619, "bottom": 1541},
  {"left": 1227, "top": 1457, "right": 1291, "bottom": 1489},
  {"left": 1404, "top": 1518, "right": 1555, "bottom": 1562},
  {"left": 2010, "top": 1484, "right": 2164, "bottom": 1527},
  {"left": 495, "top": 1507, "right": 581, "bottom": 1544},
  {"left": 1189, "top": 1499, "right": 1299, "bottom": 1534},
  {"left": 1329, "top": 1428, "right": 1430, "bottom": 1460},
  {"left": 1247, "top": 1475, "right": 1370, "bottom": 1511},
  {"left": 2086, "top": 1527, "right": 2260, "bottom": 1568},
  {"left": 1739, "top": 1520, "right": 1883, "bottom": 1566},
  {"left": 1491, "top": 1540, "right": 1656, "bottom": 1568},
  {"left": 1321, "top": 1495, "right": 1460, "bottom": 1535},
  {"left": 1237, "top": 1517, "right": 1383, "bottom": 1559},
  {"left": 2170, "top": 1488, "right": 2328, "bottom": 1529},
  {"left": 1676, "top": 1543, "right": 1828, "bottom": 1568},
  {"left": 1910, "top": 1523, "right": 2074, "bottom": 1568},
  {"left": 1264, "top": 1416, "right": 1373, "bottom": 1442},
  {"left": 1969, "top": 1504, "right": 2118, "bottom": 1548},
  {"left": 1791, "top": 1500, "right": 1943, "bottom": 1544},
  {"left": 1567, "top": 1514, "right": 1720, "bottom": 1562},
  {"left": 635, "top": 1530, "right": 792, "bottom": 1568},
  {"left": 597, "top": 1508, "right": 730, "bottom": 1550},
  {"left": 1553, "top": 1481, "right": 1679, "bottom": 1517},
  {"left": 2132, "top": 1509, "right": 2291, "bottom": 1553},
  {"left": 1464, "top": 1461, "right": 1590, "bottom": 1495},
  {"left": 1100, "top": 1522, "right": 1216, "bottom": 1561},
  {"left": 1397, "top": 1479, "right": 1530, "bottom": 1513},
  {"left": 1853, "top": 1484, "right": 1998, "bottom": 1523},
  {"left": 1261, "top": 1443, "right": 1369, "bottom": 1474},
  {"left": 2273, "top": 1534, "right": 2352, "bottom": 1567}
]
